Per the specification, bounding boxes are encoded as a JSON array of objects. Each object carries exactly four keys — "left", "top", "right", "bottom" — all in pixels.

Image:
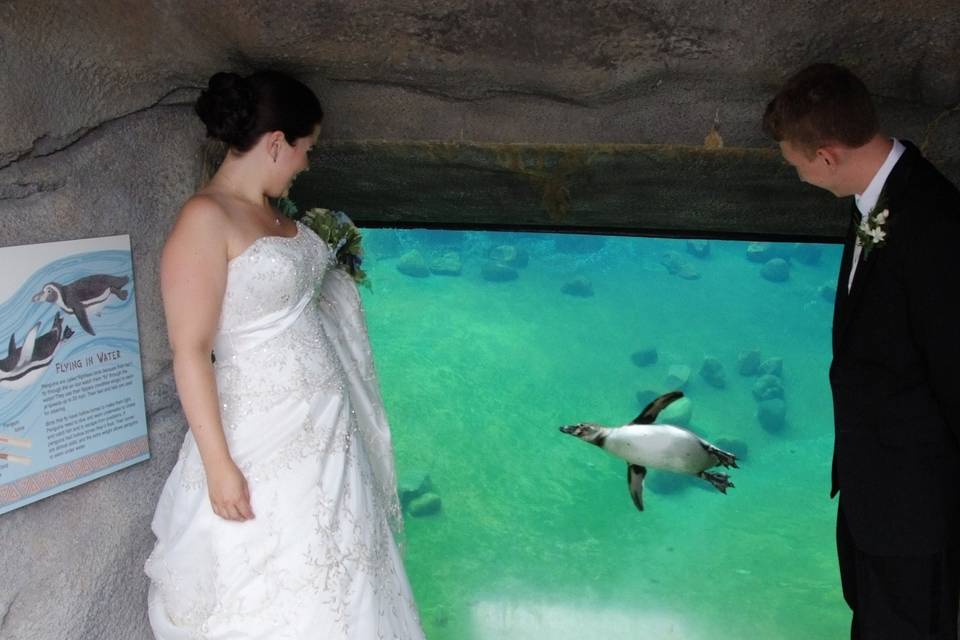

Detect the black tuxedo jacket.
[{"left": 830, "top": 140, "right": 960, "bottom": 556}]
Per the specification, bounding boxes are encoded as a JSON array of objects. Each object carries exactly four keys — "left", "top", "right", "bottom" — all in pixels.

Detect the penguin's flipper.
[
  {"left": 627, "top": 464, "right": 647, "bottom": 512},
  {"left": 74, "top": 305, "right": 96, "bottom": 335},
  {"left": 0, "top": 334, "right": 19, "bottom": 371},
  {"left": 16, "top": 323, "right": 41, "bottom": 368},
  {"left": 630, "top": 390, "right": 684, "bottom": 425}
]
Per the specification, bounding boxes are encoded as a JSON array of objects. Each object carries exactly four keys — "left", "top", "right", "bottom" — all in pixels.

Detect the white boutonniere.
[{"left": 855, "top": 206, "right": 889, "bottom": 259}]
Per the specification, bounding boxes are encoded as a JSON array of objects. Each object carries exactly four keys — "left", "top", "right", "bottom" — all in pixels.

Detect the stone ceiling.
[{"left": 2, "top": 0, "right": 959, "bottom": 236}]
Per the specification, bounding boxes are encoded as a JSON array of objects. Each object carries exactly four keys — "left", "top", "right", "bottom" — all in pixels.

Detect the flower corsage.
[
  {"left": 278, "top": 197, "right": 369, "bottom": 287},
  {"left": 855, "top": 205, "right": 889, "bottom": 259}
]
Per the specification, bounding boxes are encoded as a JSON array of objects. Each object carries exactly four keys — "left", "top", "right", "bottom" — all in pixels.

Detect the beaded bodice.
[
  {"left": 212, "top": 223, "right": 343, "bottom": 428},
  {"left": 218, "top": 222, "right": 331, "bottom": 332}
]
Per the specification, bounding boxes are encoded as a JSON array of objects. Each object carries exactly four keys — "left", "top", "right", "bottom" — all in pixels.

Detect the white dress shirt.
[{"left": 848, "top": 138, "right": 905, "bottom": 291}]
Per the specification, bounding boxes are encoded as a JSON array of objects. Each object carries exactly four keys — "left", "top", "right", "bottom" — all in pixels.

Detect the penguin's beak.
[
  {"left": 559, "top": 424, "right": 580, "bottom": 436},
  {"left": 31, "top": 291, "right": 44, "bottom": 302}
]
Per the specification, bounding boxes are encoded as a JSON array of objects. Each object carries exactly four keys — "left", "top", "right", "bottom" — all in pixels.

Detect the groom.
[{"left": 763, "top": 63, "right": 960, "bottom": 639}]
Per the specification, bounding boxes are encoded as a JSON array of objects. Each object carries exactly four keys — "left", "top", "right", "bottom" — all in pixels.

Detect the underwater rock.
[
  {"left": 481, "top": 261, "right": 519, "bottom": 282},
  {"left": 646, "top": 470, "right": 700, "bottom": 495},
  {"left": 555, "top": 235, "right": 606, "bottom": 254},
  {"left": 489, "top": 244, "right": 529, "bottom": 268},
  {"left": 761, "top": 258, "right": 790, "bottom": 282},
  {"left": 658, "top": 396, "right": 693, "bottom": 426},
  {"left": 737, "top": 349, "right": 762, "bottom": 376},
  {"left": 752, "top": 374, "right": 784, "bottom": 401},
  {"left": 746, "top": 242, "right": 772, "bottom": 263},
  {"left": 364, "top": 229, "right": 404, "bottom": 259},
  {"left": 408, "top": 492, "right": 443, "bottom": 517},
  {"left": 430, "top": 251, "right": 463, "bottom": 276},
  {"left": 714, "top": 437, "right": 749, "bottom": 460},
  {"left": 631, "top": 348, "right": 658, "bottom": 368},
  {"left": 660, "top": 252, "right": 701, "bottom": 280},
  {"left": 686, "top": 239, "right": 710, "bottom": 258},
  {"left": 660, "top": 251, "right": 683, "bottom": 274},
  {"left": 636, "top": 389, "right": 660, "bottom": 408},
  {"left": 757, "top": 398, "right": 787, "bottom": 433},
  {"left": 758, "top": 357, "right": 783, "bottom": 378},
  {"left": 665, "top": 364, "right": 691, "bottom": 389},
  {"left": 397, "top": 250, "right": 430, "bottom": 278},
  {"left": 792, "top": 243, "right": 822, "bottom": 266},
  {"left": 561, "top": 276, "right": 594, "bottom": 297},
  {"left": 699, "top": 356, "right": 726, "bottom": 389},
  {"left": 398, "top": 470, "right": 434, "bottom": 509},
  {"left": 819, "top": 283, "right": 837, "bottom": 303},
  {"left": 676, "top": 263, "right": 701, "bottom": 280}
]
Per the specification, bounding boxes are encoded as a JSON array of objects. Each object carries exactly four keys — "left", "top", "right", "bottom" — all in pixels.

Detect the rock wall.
[{"left": 0, "top": 106, "right": 199, "bottom": 638}]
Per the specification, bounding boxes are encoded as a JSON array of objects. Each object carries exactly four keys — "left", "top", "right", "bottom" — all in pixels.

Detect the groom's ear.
[{"left": 816, "top": 146, "right": 841, "bottom": 169}]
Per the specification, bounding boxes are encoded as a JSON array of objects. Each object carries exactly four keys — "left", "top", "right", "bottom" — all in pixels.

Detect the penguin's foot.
[
  {"left": 698, "top": 470, "right": 734, "bottom": 494},
  {"left": 700, "top": 441, "right": 738, "bottom": 468}
]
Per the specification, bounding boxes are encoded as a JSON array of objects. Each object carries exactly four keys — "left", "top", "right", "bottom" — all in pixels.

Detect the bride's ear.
[{"left": 263, "top": 131, "right": 285, "bottom": 163}]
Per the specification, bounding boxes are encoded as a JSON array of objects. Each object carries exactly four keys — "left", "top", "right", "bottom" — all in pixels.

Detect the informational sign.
[{"left": 0, "top": 235, "right": 148, "bottom": 515}]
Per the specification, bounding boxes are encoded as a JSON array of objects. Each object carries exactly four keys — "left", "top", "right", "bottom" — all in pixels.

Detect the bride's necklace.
[{"left": 213, "top": 174, "right": 281, "bottom": 226}]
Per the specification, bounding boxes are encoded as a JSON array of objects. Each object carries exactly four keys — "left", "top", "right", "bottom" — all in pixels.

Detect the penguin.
[
  {"left": 32, "top": 274, "right": 129, "bottom": 335},
  {"left": 0, "top": 333, "right": 22, "bottom": 373},
  {"left": 30, "top": 312, "right": 73, "bottom": 362},
  {"left": 559, "top": 390, "right": 738, "bottom": 512},
  {"left": 0, "top": 313, "right": 74, "bottom": 388}
]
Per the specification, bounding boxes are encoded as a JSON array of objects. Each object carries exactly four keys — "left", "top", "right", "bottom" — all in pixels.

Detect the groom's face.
[{"left": 779, "top": 140, "right": 840, "bottom": 196}]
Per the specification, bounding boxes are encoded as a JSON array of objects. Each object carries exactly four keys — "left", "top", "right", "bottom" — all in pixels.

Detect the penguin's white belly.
[{"left": 605, "top": 425, "right": 711, "bottom": 473}]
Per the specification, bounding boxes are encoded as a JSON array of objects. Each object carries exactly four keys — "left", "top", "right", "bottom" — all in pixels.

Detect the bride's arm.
[{"left": 160, "top": 197, "right": 254, "bottom": 522}]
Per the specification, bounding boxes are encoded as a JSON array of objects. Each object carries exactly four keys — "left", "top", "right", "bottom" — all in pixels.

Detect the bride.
[{"left": 145, "top": 70, "right": 424, "bottom": 639}]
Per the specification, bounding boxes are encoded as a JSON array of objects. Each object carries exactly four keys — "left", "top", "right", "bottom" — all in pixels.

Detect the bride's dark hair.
[{"left": 195, "top": 70, "right": 324, "bottom": 152}]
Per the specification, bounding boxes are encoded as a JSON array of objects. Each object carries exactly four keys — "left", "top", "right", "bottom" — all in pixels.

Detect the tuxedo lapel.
[
  {"left": 838, "top": 233, "right": 879, "bottom": 339},
  {"left": 832, "top": 209, "right": 857, "bottom": 353},
  {"left": 833, "top": 141, "right": 918, "bottom": 350}
]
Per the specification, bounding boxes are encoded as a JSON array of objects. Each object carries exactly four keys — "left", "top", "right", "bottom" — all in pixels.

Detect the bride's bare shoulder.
[
  {"left": 177, "top": 192, "right": 232, "bottom": 229},
  {"left": 171, "top": 192, "right": 239, "bottom": 237},
  {"left": 162, "top": 193, "right": 236, "bottom": 264}
]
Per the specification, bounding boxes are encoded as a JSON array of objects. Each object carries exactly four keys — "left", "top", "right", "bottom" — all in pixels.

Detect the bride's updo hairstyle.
[{"left": 195, "top": 70, "right": 324, "bottom": 152}]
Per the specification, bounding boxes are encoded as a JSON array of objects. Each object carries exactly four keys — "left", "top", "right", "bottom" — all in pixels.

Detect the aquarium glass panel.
[{"left": 359, "top": 228, "right": 845, "bottom": 640}]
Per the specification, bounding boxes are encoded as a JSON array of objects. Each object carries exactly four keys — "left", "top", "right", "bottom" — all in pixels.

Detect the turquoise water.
[{"left": 359, "top": 229, "right": 846, "bottom": 640}]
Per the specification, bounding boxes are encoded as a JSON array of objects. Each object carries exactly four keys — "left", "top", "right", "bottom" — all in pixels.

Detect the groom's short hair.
[{"left": 762, "top": 63, "right": 879, "bottom": 156}]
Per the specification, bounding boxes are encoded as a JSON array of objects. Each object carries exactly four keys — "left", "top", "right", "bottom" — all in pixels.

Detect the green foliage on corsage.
[{"left": 277, "top": 197, "right": 369, "bottom": 288}]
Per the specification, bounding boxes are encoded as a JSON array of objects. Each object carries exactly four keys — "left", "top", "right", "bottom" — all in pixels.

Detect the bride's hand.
[{"left": 206, "top": 460, "right": 255, "bottom": 521}]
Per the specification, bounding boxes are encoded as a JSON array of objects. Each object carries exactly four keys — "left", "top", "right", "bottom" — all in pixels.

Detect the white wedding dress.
[{"left": 146, "top": 222, "right": 424, "bottom": 640}]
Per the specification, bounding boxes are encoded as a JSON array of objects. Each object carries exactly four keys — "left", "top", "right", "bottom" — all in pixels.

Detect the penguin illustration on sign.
[
  {"left": 560, "top": 390, "right": 738, "bottom": 512},
  {"left": 32, "top": 274, "right": 129, "bottom": 335},
  {"left": 0, "top": 312, "right": 75, "bottom": 389}
]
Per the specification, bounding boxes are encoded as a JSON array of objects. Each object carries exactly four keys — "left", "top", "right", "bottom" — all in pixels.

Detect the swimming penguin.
[
  {"left": 0, "top": 333, "right": 23, "bottom": 373},
  {"left": 0, "top": 313, "right": 75, "bottom": 389},
  {"left": 30, "top": 313, "right": 74, "bottom": 362},
  {"left": 559, "top": 390, "right": 738, "bottom": 512},
  {"left": 32, "top": 274, "right": 129, "bottom": 335}
]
